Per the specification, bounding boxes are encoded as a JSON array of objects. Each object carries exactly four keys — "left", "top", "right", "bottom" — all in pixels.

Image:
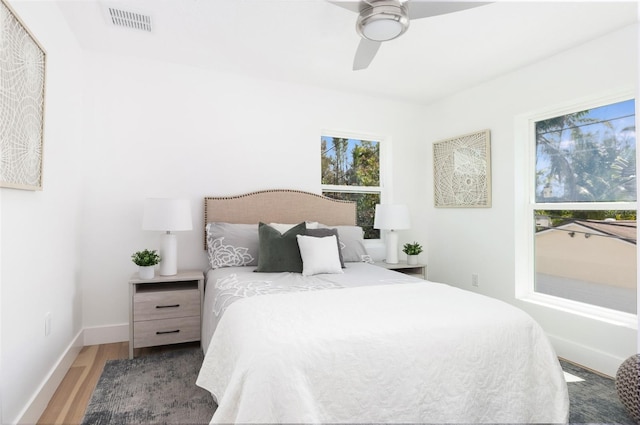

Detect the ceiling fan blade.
[
  {"left": 407, "top": 1, "right": 491, "bottom": 20},
  {"left": 327, "top": 0, "right": 362, "bottom": 13},
  {"left": 353, "top": 38, "right": 382, "bottom": 70}
]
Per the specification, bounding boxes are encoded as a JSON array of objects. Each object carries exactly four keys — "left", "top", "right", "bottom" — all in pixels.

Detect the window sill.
[{"left": 518, "top": 292, "right": 637, "bottom": 329}]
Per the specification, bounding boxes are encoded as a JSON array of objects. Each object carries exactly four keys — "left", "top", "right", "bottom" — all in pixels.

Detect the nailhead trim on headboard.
[{"left": 203, "top": 189, "right": 357, "bottom": 249}]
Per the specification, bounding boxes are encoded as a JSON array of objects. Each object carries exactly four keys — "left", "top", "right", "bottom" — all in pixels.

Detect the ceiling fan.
[{"left": 329, "top": 0, "right": 489, "bottom": 70}]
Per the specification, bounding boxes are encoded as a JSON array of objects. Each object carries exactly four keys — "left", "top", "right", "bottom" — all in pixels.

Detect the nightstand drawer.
[
  {"left": 134, "top": 289, "right": 200, "bottom": 321},
  {"left": 133, "top": 316, "right": 200, "bottom": 348}
]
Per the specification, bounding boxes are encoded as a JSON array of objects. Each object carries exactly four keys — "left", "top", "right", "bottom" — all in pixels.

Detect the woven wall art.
[
  {"left": 0, "top": 0, "right": 46, "bottom": 190},
  {"left": 433, "top": 129, "right": 491, "bottom": 208}
]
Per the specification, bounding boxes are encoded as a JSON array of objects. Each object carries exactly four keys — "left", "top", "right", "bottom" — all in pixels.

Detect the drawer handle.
[
  {"left": 156, "top": 304, "right": 180, "bottom": 309},
  {"left": 156, "top": 330, "right": 180, "bottom": 335}
]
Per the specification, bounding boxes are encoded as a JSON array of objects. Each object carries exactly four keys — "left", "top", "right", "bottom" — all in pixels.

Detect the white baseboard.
[
  {"left": 17, "top": 324, "right": 128, "bottom": 425},
  {"left": 549, "top": 333, "right": 625, "bottom": 377},
  {"left": 82, "top": 323, "right": 128, "bottom": 346},
  {"left": 17, "top": 330, "right": 84, "bottom": 425}
]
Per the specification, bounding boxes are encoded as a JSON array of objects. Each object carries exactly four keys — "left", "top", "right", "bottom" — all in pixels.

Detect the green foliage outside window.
[
  {"left": 321, "top": 136, "right": 381, "bottom": 238},
  {"left": 321, "top": 137, "right": 379, "bottom": 186},
  {"left": 322, "top": 191, "right": 380, "bottom": 239},
  {"left": 536, "top": 209, "right": 636, "bottom": 227},
  {"left": 535, "top": 99, "right": 636, "bottom": 202}
]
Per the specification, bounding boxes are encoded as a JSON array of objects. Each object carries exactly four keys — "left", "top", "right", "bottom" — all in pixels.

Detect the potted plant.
[
  {"left": 402, "top": 242, "right": 423, "bottom": 265},
  {"left": 131, "top": 249, "right": 161, "bottom": 279}
]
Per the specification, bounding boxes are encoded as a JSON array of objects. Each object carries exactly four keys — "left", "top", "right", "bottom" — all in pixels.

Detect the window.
[
  {"left": 523, "top": 98, "right": 637, "bottom": 319},
  {"left": 321, "top": 134, "right": 382, "bottom": 238}
]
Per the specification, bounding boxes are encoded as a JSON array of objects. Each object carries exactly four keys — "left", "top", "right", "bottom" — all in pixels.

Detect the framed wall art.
[
  {"left": 0, "top": 0, "right": 46, "bottom": 190},
  {"left": 433, "top": 129, "right": 491, "bottom": 208}
]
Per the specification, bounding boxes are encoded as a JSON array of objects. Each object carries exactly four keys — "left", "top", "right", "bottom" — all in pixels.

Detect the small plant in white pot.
[
  {"left": 402, "top": 242, "right": 423, "bottom": 265},
  {"left": 131, "top": 249, "right": 161, "bottom": 279}
]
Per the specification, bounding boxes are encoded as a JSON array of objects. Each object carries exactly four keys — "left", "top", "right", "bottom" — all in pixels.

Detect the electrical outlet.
[
  {"left": 471, "top": 273, "right": 479, "bottom": 287},
  {"left": 45, "top": 312, "right": 51, "bottom": 336}
]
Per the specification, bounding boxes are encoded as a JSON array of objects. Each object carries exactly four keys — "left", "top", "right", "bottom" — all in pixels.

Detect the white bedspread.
[
  {"left": 201, "top": 263, "right": 419, "bottom": 353},
  {"left": 197, "top": 278, "right": 569, "bottom": 424}
]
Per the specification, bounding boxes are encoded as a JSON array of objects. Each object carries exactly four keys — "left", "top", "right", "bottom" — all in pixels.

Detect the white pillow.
[
  {"left": 296, "top": 234, "right": 344, "bottom": 276},
  {"left": 269, "top": 221, "right": 319, "bottom": 234}
]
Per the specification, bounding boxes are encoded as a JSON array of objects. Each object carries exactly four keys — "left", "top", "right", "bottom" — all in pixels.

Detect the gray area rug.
[
  {"left": 81, "top": 348, "right": 215, "bottom": 425},
  {"left": 560, "top": 359, "right": 636, "bottom": 424},
  {"left": 82, "top": 348, "right": 637, "bottom": 424}
]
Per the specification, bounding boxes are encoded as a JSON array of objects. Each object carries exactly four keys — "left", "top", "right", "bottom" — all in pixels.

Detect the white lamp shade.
[
  {"left": 142, "top": 198, "right": 193, "bottom": 231},
  {"left": 373, "top": 204, "right": 410, "bottom": 230},
  {"left": 142, "top": 198, "right": 192, "bottom": 276}
]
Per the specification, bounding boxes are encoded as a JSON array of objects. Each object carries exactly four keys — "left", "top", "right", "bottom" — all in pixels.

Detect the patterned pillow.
[{"left": 206, "top": 223, "right": 259, "bottom": 269}]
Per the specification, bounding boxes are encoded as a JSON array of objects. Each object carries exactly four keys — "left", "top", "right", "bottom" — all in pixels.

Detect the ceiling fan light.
[
  {"left": 356, "top": 3, "right": 409, "bottom": 42},
  {"left": 362, "top": 19, "right": 403, "bottom": 41}
]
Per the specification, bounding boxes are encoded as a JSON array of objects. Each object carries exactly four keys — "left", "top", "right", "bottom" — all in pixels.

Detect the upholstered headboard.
[{"left": 204, "top": 189, "right": 356, "bottom": 248}]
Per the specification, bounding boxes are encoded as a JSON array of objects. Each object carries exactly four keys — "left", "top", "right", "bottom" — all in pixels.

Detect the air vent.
[{"left": 107, "top": 7, "right": 152, "bottom": 32}]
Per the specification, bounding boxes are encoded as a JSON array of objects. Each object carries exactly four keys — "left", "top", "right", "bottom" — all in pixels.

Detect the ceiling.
[{"left": 56, "top": 0, "right": 638, "bottom": 105}]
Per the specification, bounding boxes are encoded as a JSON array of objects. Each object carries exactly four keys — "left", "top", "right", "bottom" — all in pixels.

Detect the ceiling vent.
[{"left": 106, "top": 7, "right": 152, "bottom": 32}]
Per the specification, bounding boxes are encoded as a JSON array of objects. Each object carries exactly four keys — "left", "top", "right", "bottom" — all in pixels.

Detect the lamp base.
[
  {"left": 159, "top": 232, "right": 177, "bottom": 276},
  {"left": 385, "top": 230, "right": 399, "bottom": 264}
]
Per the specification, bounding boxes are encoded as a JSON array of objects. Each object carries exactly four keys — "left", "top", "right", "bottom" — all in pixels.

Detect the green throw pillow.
[{"left": 255, "top": 221, "right": 307, "bottom": 273}]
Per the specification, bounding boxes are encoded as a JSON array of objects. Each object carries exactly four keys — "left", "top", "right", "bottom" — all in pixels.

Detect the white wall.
[
  {"left": 78, "top": 51, "right": 426, "bottom": 334},
  {"left": 415, "top": 24, "right": 638, "bottom": 376},
  {"left": 1, "top": 1, "right": 84, "bottom": 423}
]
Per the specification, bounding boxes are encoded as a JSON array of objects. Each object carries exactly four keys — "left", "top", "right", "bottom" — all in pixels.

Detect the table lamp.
[
  {"left": 142, "top": 198, "right": 193, "bottom": 276},
  {"left": 374, "top": 204, "right": 410, "bottom": 264}
]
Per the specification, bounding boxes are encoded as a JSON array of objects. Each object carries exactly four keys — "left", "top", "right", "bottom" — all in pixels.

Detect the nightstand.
[
  {"left": 374, "top": 261, "right": 427, "bottom": 279},
  {"left": 128, "top": 270, "right": 204, "bottom": 359}
]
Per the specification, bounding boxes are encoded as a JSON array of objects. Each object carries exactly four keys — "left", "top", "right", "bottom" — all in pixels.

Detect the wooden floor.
[{"left": 36, "top": 342, "right": 197, "bottom": 425}]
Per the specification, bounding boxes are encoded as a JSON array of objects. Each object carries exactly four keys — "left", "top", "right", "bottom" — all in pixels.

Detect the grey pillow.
[
  {"left": 255, "top": 222, "right": 307, "bottom": 273},
  {"left": 306, "top": 228, "right": 345, "bottom": 268},
  {"left": 330, "top": 225, "right": 368, "bottom": 262},
  {"left": 206, "top": 222, "right": 259, "bottom": 269}
]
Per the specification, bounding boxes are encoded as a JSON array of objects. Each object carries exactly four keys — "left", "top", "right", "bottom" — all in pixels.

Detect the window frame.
[
  {"left": 515, "top": 92, "right": 637, "bottom": 329},
  {"left": 320, "top": 129, "right": 389, "bottom": 239}
]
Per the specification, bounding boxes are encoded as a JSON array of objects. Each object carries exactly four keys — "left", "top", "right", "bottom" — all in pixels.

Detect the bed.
[{"left": 196, "top": 189, "right": 569, "bottom": 424}]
